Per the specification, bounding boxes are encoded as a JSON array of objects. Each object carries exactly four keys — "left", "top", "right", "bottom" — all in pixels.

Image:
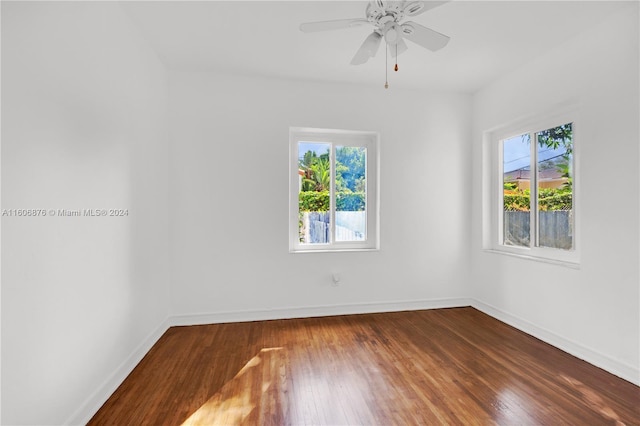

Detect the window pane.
[
  {"left": 536, "top": 123, "right": 573, "bottom": 250},
  {"left": 335, "top": 146, "right": 366, "bottom": 242},
  {"left": 298, "top": 142, "right": 331, "bottom": 244},
  {"left": 502, "top": 134, "right": 531, "bottom": 247}
]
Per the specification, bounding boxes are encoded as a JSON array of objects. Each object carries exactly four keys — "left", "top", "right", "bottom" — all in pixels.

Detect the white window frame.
[
  {"left": 483, "top": 108, "right": 580, "bottom": 267},
  {"left": 289, "top": 127, "right": 380, "bottom": 253}
]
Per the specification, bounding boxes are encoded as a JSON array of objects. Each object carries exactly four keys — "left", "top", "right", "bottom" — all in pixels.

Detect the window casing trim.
[
  {"left": 289, "top": 127, "right": 380, "bottom": 253},
  {"left": 483, "top": 107, "right": 581, "bottom": 266}
]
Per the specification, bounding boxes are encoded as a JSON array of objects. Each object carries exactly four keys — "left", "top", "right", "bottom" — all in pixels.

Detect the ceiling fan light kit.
[{"left": 300, "top": 0, "right": 451, "bottom": 88}]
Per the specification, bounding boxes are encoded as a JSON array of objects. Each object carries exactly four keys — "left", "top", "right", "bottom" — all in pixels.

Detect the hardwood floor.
[{"left": 89, "top": 307, "right": 639, "bottom": 425}]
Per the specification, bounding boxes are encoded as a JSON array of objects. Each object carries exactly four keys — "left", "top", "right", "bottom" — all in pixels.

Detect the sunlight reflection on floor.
[
  {"left": 492, "top": 385, "right": 534, "bottom": 424},
  {"left": 181, "top": 347, "right": 284, "bottom": 425},
  {"left": 560, "top": 374, "right": 626, "bottom": 426}
]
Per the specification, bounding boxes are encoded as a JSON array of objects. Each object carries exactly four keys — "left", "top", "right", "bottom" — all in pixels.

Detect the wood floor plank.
[{"left": 89, "top": 307, "right": 640, "bottom": 425}]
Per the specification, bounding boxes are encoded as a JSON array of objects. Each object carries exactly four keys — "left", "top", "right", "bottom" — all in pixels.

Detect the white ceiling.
[{"left": 120, "top": 1, "right": 629, "bottom": 92}]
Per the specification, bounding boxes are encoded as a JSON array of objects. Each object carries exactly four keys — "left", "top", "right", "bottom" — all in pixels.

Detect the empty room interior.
[{"left": 1, "top": 0, "right": 639, "bottom": 424}]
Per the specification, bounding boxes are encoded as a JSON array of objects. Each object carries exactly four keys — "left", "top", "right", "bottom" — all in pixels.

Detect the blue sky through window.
[
  {"left": 299, "top": 142, "right": 330, "bottom": 160},
  {"left": 503, "top": 134, "right": 567, "bottom": 173}
]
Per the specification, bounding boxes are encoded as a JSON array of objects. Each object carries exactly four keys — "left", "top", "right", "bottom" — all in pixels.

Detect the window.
[
  {"left": 485, "top": 110, "right": 579, "bottom": 266},
  {"left": 289, "top": 127, "right": 379, "bottom": 252}
]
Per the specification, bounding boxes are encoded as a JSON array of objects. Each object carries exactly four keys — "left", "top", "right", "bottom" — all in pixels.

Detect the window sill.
[
  {"left": 482, "top": 249, "right": 580, "bottom": 269},
  {"left": 290, "top": 247, "right": 380, "bottom": 254}
]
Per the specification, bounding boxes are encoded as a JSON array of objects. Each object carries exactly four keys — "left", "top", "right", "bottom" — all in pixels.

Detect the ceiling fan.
[{"left": 300, "top": 1, "right": 451, "bottom": 66}]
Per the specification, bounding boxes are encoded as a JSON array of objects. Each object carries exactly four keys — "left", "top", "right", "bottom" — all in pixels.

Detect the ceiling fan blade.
[
  {"left": 300, "top": 18, "right": 368, "bottom": 33},
  {"left": 402, "top": 1, "right": 450, "bottom": 17},
  {"left": 401, "top": 21, "right": 450, "bottom": 51},
  {"left": 350, "top": 32, "right": 383, "bottom": 65},
  {"left": 390, "top": 38, "right": 408, "bottom": 58}
]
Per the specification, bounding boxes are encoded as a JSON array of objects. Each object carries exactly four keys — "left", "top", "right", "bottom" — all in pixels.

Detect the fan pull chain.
[
  {"left": 384, "top": 45, "right": 389, "bottom": 89},
  {"left": 395, "top": 44, "right": 398, "bottom": 72}
]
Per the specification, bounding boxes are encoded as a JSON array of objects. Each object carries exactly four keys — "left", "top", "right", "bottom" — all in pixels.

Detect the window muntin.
[{"left": 290, "top": 128, "right": 378, "bottom": 252}]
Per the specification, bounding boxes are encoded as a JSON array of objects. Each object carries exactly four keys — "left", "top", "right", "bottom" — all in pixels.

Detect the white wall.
[
  {"left": 471, "top": 4, "right": 639, "bottom": 383},
  {"left": 1, "top": 3, "right": 170, "bottom": 424},
  {"left": 168, "top": 72, "right": 472, "bottom": 318}
]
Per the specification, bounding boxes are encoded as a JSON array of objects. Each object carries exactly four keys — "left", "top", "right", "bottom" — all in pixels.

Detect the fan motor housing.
[{"left": 366, "top": 1, "right": 405, "bottom": 27}]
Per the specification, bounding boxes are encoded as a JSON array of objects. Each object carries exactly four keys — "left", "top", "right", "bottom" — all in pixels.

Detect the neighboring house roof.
[{"left": 504, "top": 167, "right": 565, "bottom": 182}]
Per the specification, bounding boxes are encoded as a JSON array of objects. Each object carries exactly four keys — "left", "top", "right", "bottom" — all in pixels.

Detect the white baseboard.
[
  {"left": 471, "top": 299, "right": 640, "bottom": 386},
  {"left": 169, "top": 297, "right": 472, "bottom": 327},
  {"left": 65, "top": 317, "right": 171, "bottom": 426}
]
